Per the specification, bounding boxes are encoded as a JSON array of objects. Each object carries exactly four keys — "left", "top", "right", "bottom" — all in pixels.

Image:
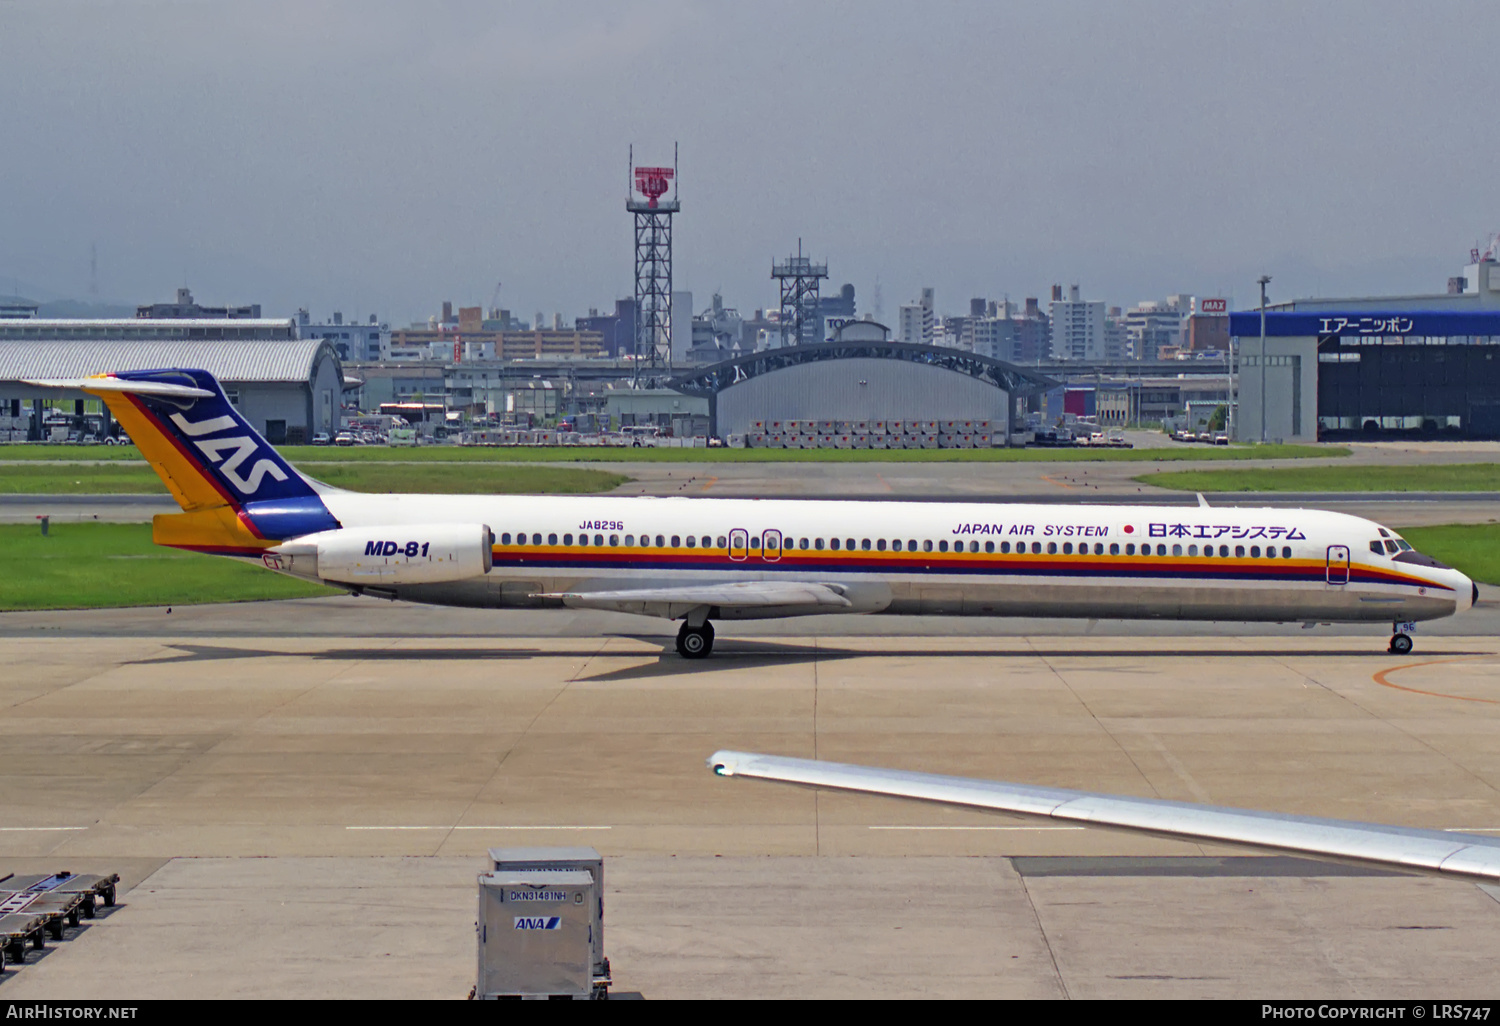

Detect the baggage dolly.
[
  {"left": 0, "top": 910, "right": 48, "bottom": 968},
  {"left": 5, "top": 872, "right": 120, "bottom": 918}
]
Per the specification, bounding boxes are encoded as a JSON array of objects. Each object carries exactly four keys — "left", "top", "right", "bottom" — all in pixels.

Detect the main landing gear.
[
  {"left": 676, "top": 620, "right": 715, "bottom": 659},
  {"left": 1389, "top": 621, "right": 1415, "bottom": 655}
]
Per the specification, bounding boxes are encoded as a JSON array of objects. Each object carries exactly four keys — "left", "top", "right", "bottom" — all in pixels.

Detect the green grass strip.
[
  {"left": 3, "top": 441, "right": 1345, "bottom": 464},
  {"left": 1141, "top": 463, "right": 1500, "bottom": 493},
  {"left": 0, "top": 463, "right": 629, "bottom": 495},
  {"left": 1396, "top": 524, "right": 1500, "bottom": 585},
  {"left": 0, "top": 522, "right": 335, "bottom": 610}
]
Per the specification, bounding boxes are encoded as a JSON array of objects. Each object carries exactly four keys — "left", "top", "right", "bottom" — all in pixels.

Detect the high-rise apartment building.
[
  {"left": 1048, "top": 284, "right": 1105, "bottom": 361},
  {"left": 1123, "top": 295, "right": 1190, "bottom": 361}
]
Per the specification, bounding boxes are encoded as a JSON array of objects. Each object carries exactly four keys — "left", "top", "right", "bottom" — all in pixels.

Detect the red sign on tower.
[
  {"left": 1201, "top": 298, "right": 1228, "bottom": 314},
  {"left": 633, "top": 166, "right": 674, "bottom": 208}
]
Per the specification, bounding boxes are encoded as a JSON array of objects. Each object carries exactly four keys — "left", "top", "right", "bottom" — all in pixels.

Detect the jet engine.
[{"left": 269, "top": 523, "right": 493, "bottom": 585}]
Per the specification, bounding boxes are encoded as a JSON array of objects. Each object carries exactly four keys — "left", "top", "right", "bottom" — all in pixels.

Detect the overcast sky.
[{"left": 2, "top": 0, "right": 1497, "bottom": 324}]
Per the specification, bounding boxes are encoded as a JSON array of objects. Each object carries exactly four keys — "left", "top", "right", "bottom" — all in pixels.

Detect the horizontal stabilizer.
[
  {"left": 707, "top": 750, "right": 1500, "bottom": 882},
  {"left": 22, "top": 376, "right": 214, "bottom": 399},
  {"left": 538, "top": 580, "right": 854, "bottom": 619}
]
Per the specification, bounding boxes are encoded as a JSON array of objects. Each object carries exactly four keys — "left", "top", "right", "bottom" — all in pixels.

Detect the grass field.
[
  {"left": 1, "top": 441, "right": 1345, "bottom": 465},
  {"left": 1140, "top": 463, "right": 1500, "bottom": 493},
  {"left": 0, "top": 522, "right": 335, "bottom": 610},
  {"left": 0, "top": 462, "right": 630, "bottom": 495},
  {"left": 1, "top": 520, "right": 1491, "bottom": 612},
  {"left": 1396, "top": 524, "right": 1500, "bottom": 585}
]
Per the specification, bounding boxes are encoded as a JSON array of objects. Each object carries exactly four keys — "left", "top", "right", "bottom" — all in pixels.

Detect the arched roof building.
[{"left": 667, "top": 339, "right": 1057, "bottom": 443}]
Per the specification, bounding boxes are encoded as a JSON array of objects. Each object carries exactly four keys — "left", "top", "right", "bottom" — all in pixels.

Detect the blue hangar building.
[{"left": 1231, "top": 256, "right": 1500, "bottom": 442}]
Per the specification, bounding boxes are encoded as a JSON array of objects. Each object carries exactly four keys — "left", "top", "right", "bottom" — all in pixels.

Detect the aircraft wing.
[
  {"left": 707, "top": 750, "right": 1500, "bottom": 881},
  {"left": 538, "top": 581, "right": 854, "bottom": 618}
]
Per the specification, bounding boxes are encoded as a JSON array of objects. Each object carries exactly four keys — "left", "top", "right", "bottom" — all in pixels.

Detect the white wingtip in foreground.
[{"left": 707, "top": 750, "right": 1500, "bottom": 881}]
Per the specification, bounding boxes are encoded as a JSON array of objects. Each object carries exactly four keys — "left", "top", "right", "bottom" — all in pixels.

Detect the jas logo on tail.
[
  {"left": 514, "top": 917, "right": 562, "bottom": 931},
  {"left": 169, "top": 411, "right": 289, "bottom": 496}
]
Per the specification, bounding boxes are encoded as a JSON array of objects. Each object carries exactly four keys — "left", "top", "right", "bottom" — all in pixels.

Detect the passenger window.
[
  {"left": 1250, "top": 545, "right": 1260, "bottom": 557},
  {"left": 877, "top": 539, "right": 887, "bottom": 551},
  {"left": 750, "top": 537, "right": 759, "bottom": 549},
  {"left": 718, "top": 536, "right": 727, "bottom": 548},
  {"left": 799, "top": 538, "right": 809, "bottom": 550},
  {"left": 923, "top": 540, "right": 933, "bottom": 552},
  {"left": 908, "top": 540, "right": 917, "bottom": 551},
  {"left": 1000, "top": 541, "right": 1011, "bottom": 554},
  {"left": 830, "top": 538, "right": 840, "bottom": 550},
  {"left": 938, "top": 540, "right": 949, "bottom": 553},
  {"left": 532, "top": 533, "right": 542, "bottom": 545},
  {"left": 1188, "top": 544, "right": 1198, "bottom": 556},
  {"left": 702, "top": 536, "right": 711, "bottom": 548},
  {"left": 500, "top": 532, "right": 511, "bottom": 545},
  {"left": 625, "top": 535, "right": 634, "bottom": 546},
  {"left": 656, "top": 535, "right": 666, "bottom": 547},
  {"left": 1125, "top": 543, "right": 1135, "bottom": 555},
  {"left": 1234, "top": 545, "right": 1245, "bottom": 558},
  {"left": 1062, "top": 542, "right": 1073, "bottom": 555},
  {"left": 1110, "top": 543, "right": 1119, "bottom": 555},
  {"left": 1094, "top": 543, "right": 1104, "bottom": 555},
  {"left": 545, "top": 533, "right": 555, "bottom": 545},
  {"left": 846, "top": 538, "right": 855, "bottom": 550},
  {"left": 563, "top": 533, "right": 573, "bottom": 545},
  {"left": 985, "top": 541, "right": 995, "bottom": 553},
  {"left": 1282, "top": 545, "right": 1292, "bottom": 558},
  {"left": 686, "top": 536, "right": 696, "bottom": 548},
  {"left": 610, "top": 535, "right": 619, "bottom": 547},
  {"left": 861, "top": 539, "right": 871, "bottom": 551},
  {"left": 815, "top": 538, "right": 825, "bottom": 550},
  {"left": 1047, "top": 542, "right": 1057, "bottom": 554},
  {"left": 594, "top": 534, "right": 604, "bottom": 547},
  {"left": 1172, "top": 544, "right": 1182, "bottom": 556},
  {"left": 579, "top": 534, "right": 589, "bottom": 547},
  {"left": 1031, "top": 542, "right": 1042, "bottom": 554},
  {"left": 1157, "top": 544, "right": 1168, "bottom": 556},
  {"left": 1218, "top": 545, "right": 1228, "bottom": 557}
]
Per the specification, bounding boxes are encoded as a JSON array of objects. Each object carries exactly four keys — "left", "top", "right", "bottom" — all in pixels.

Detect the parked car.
[
  {"left": 311, "top": 432, "right": 331, "bottom": 445},
  {"left": 334, "top": 431, "right": 357, "bottom": 446},
  {"left": 1213, "top": 433, "right": 1230, "bottom": 445}
]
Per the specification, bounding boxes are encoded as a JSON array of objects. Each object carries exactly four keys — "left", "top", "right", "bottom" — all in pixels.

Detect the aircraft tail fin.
[{"left": 24, "top": 369, "right": 340, "bottom": 543}]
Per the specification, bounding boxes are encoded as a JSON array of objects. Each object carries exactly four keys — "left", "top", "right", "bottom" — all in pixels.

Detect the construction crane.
[{"left": 488, "top": 281, "right": 502, "bottom": 321}]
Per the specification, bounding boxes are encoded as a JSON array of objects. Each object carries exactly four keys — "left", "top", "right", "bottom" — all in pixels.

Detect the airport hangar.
[
  {"left": 0, "top": 337, "right": 345, "bottom": 443},
  {"left": 666, "top": 322, "right": 1058, "bottom": 444},
  {"left": 1232, "top": 260, "right": 1500, "bottom": 443}
]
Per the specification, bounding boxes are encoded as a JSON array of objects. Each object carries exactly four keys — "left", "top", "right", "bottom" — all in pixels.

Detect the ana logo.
[
  {"left": 170, "top": 411, "right": 288, "bottom": 495},
  {"left": 514, "top": 916, "right": 562, "bottom": 931}
]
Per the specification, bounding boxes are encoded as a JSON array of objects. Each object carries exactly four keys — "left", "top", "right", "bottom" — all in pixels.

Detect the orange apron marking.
[
  {"left": 1372, "top": 658, "right": 1498, "bottom": 704},
  {"left": 699, "top": 476, "right": 717, "bottom": 492},
  {"left": 1040, "top": 474, "right": 1077, "bottom": 490}
]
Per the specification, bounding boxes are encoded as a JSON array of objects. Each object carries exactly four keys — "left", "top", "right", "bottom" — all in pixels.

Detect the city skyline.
[{"left": 2, "top": 1, "right": 1497, "bottom": 325}]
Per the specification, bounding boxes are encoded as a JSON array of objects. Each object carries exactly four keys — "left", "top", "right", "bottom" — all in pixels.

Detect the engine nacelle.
[{"left": 272, "top": 523, "right": 493, "bottom": 585}]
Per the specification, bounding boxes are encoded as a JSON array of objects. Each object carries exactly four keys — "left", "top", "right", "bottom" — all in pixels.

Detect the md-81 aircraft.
[{"left": 30, "top": 368, "right": 1476, "bottom": 657}]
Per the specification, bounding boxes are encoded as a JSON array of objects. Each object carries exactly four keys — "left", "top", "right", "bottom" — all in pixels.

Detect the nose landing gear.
[
  {"left": 1388, "top": 621, "right": 1415, "bottom": 655},
  {"left": 676, "top": 620, "right": 715, "bottom": 659}
]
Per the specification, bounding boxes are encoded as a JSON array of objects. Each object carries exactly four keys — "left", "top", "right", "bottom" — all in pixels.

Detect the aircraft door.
[
  {"left": 729, "top": 529, "right": 748, "bottom": 562},
  {"left": 1326, "top": 545, "right": 1350, "bottom": 585},
  {"left": 761, "top": 529, "right": 781, "bottom": 562}
]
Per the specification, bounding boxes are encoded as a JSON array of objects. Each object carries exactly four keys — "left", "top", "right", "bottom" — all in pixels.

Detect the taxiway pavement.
[{"left": 2, "top": 599, "right": 1500, "bottom": 997}]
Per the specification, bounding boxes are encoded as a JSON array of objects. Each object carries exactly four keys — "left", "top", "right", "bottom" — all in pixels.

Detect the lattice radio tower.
[
  {"left": 628, "top": 144, "right": 679, "bottom": 386},
  {"left": 772, "top": 239, "right": 828, "bottom": 347}
]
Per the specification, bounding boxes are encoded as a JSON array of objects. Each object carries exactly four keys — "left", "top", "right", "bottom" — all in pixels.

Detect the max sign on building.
[{"left": 1200, "top": 298, "right": 1228, "bottom": 314}]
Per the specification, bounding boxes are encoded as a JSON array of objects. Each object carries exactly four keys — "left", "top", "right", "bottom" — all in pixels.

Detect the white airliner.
[{"left": 30, "top": 369, "right": 1476, "bottom": 657}]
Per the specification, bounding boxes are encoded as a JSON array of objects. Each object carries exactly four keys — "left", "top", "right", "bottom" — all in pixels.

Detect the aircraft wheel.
[
  {"left": 676, "top": 621, "right": 715, "bottom": 659},
  {"left": 1389, "top": 633, "right": 1413, "bottom": 655}
]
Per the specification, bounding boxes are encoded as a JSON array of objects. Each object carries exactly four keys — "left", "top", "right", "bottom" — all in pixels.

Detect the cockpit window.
[
  {"left": 1384, "top": 540, "right": 1399, "bottom": 554},
  {"left": 1369, "top": 541, "right": 1384, "bottom": 555},
  {"left": 1396, "top": 540, "right": 1412, "bottom": 551},
  {"left": 1377, "top": 528, "right": 1390, "bottom": 538}
]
